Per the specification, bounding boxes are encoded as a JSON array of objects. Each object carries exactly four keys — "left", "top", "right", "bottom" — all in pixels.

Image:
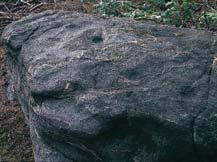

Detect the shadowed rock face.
[{"left": 1, "top": 10, "right": 217, "bottom": 162}]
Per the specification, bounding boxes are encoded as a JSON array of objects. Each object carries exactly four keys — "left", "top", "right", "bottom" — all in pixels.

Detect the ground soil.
[{"left": 0, "top": 48, "right": 34, "bottom": 162}]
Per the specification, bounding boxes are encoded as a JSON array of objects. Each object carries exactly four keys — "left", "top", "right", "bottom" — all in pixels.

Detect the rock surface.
[{"left": 1, "top": 10, "right": 217, "bottom": 162}]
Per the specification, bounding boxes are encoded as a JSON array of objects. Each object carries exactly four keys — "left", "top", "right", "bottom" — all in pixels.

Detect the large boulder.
[{"left": 1, "top": 10, "right": 217, "bottom": 162}]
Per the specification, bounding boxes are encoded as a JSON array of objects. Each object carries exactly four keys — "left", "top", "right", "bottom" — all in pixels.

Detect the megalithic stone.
[{"left": 1, "top": 10, "right": 217, "bottom": 162}]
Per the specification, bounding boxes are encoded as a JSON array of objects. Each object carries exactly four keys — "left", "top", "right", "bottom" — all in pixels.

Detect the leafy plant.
[
  {"left": 199, "top": 11, "right": 217, "bottom": 30},
  {"left": 80, "top": 0, "right": 217, "bottom": 29},
  {"left": 160, "top": 0, "right": 195, "bottom": 27},
  {"left": 95, "top": 0, "right": 134, "bottom": 16}
]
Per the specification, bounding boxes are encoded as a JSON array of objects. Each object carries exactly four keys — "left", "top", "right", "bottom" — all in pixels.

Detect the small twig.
[
  {"left": 0, "top": 11, "right": 20, "bottom": 20},
  {"left": 20, "top": 0, "right": 31, "bottom": 6},
  {"left": 15, "top": 0, "right": 20, "bottom": 5},
  {"left": 0, "top": 11, "right": 17, "bottom": 15},
  {"left": 53, "top": 0, "right": 57, "bottom": 8},
  {"left": 30, "top": 3, "right": 47, "bottom": 12},
  {"left": 3, "top": 3, "right": 12, "bottom": 13},
  {"left": 0, "top": 16, "right": 15, "bottom": 20}
]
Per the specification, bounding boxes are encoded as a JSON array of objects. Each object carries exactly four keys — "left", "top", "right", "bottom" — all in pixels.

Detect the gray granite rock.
[{"left": 1, "top": 10, "right": 217, "bottom": 162}]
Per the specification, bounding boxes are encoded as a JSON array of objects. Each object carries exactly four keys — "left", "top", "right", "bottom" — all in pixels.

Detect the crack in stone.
[
  {"left": 191, "top": 58, "right": 214, "bottom": 155},
  {"left": 10, "top": 24, "right": 62, "bottom": 51},
  {"left": 22, "top": 26, "right": 40, "bottom": 45},
  {"left": 191, "top": 35, "right": 217, "bottom": 156}
]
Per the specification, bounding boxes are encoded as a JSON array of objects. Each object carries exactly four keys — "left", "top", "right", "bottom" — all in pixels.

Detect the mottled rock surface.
[{"left": 1, "top": 10, "right": 217, "bottom": 162}]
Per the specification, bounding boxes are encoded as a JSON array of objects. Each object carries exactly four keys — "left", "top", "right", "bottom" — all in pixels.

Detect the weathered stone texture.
[{"left": 1, "top": 10, "right": 217, "bottom": 162}]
